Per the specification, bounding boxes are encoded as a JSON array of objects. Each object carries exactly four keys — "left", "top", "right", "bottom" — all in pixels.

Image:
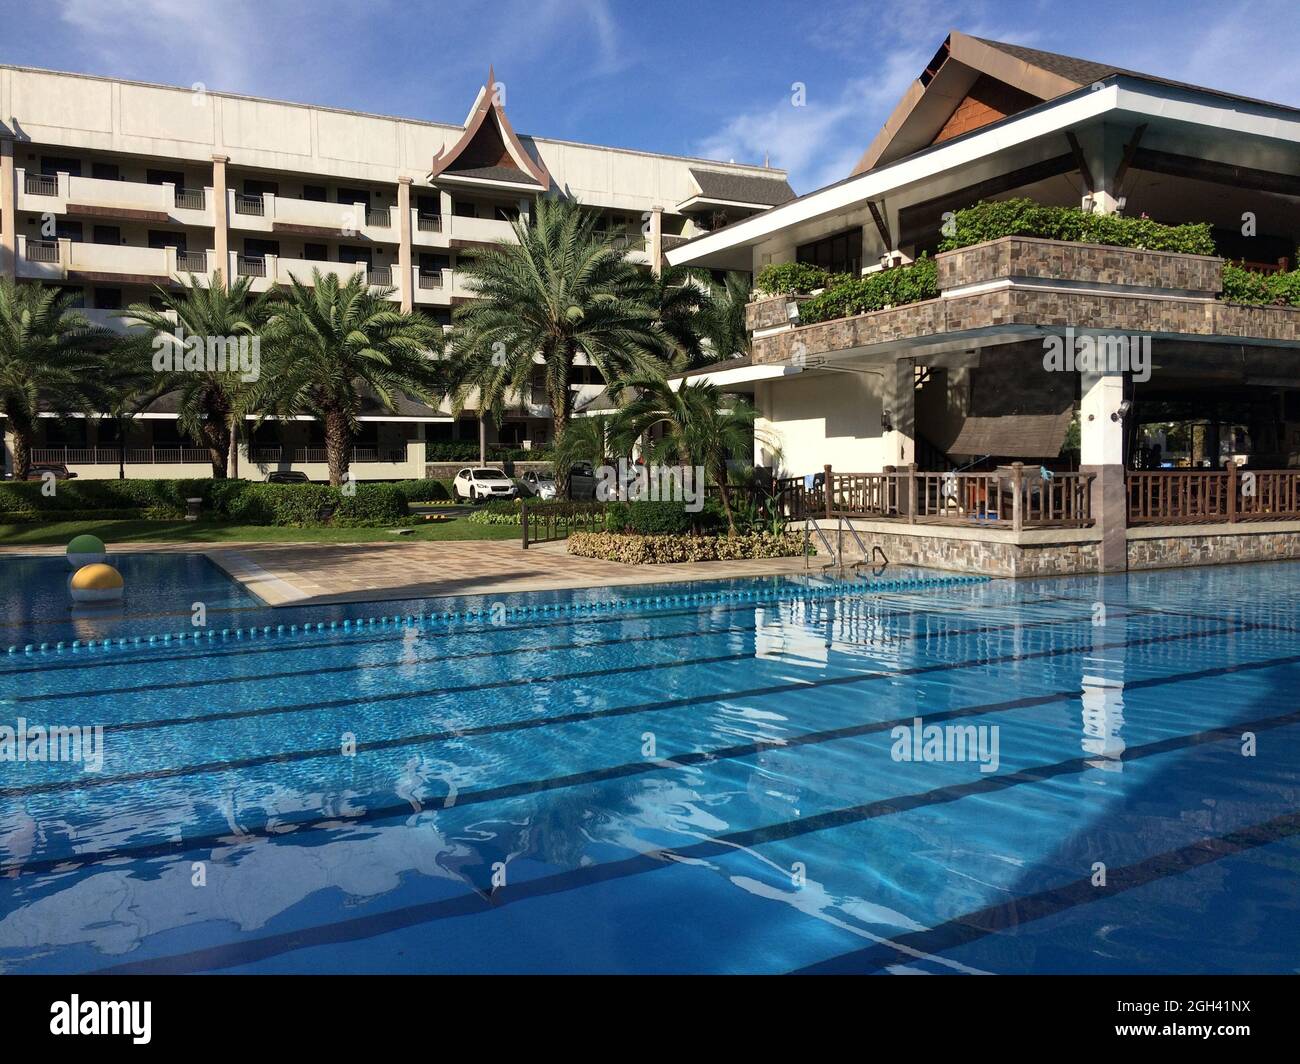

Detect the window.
[
  {"left": 243, "top": 178, "right": 279, "bottom": 197},
  {"left": 41, "top": 156, "right": 81, "bottom": 177},
  {"left": 148, "top": 230, "right": 185, "bottom": 251},
  {"left": 302, "top": 243, "right": 328, "bottom": 261},
  {"left": 146, "top": 169, "right": 185, "bottom": 187},
  {"left": 56, "top": 220, "right": 83, "bottom": 242},
  {"left": 337, "top": 187, "right": 371, "bottom": 207},
  {"left": 92, "top": 225, "right": 121, "bottom": 246},
  {"left": 454, "top": 200, "right": 477, "bottom": 218},
  {"left": 417, "top": 195, "right": 440, "bottom": 216},
  {"left": 91, "top": 162, "right": 120, "bottom": 181},
  {"left": 797, "top": 228, "right": 862, "bottom": 276},
  {"left": 419, "top": 253, "right": 449, "bottom": 273},
  {"left": 338, "top": 246, "right": 372, "bottom": 267},
  {"left": 93, "top": 288, "right": 122, "bottom": 310},
  {"left": 244, "top": 238, "right": 280, "bottom": 257},
  {"left": 494, "top": 205, "right": 519, "bottom": 222},
  {"left": 302, "top": 184, "right": 327, "bottom": 202}
]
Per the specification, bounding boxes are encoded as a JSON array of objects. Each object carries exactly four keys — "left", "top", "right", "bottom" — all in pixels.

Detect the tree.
[
  {"left": 696, "top": 271, "right": 752, "bottom": 366},
  {"left": 551, "top": 414, "right": 611, "bottom": 489},
  {"left": 120, "top": 272, "right": 272, "bottom": 478},
  {"left": 250, "top": 271, "right": 442, "bottom": 486},
  {"left": 0, "top": 279, "right": 108, "bottom": 480},
  {"left": 609, "top": 375, "right": 761, "bottom": 535},
  {"left": 446, "top": 197, "right": 671, "bottom": 491}
]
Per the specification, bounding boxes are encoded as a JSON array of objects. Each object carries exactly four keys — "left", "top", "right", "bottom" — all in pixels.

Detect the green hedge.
[
  {"left": 603, "top": 500, "right": 692, "bottom": 535},
  {"left": 937, "top": 198, "right": 1216, "bottom": 255},
  {"left": 799, "top": 256, "right": 939, "bottom": 325},
  {"left": 0, "top": 478, "right": 217, "bottom": 518},
  {"left": 754, "top": 261, "right": 832, "bottom": 296},
  {"left": 1221, "top": 263, "right": 1300, "bottom": 307},
  {"left": 214, "top": 482, "right": 409, "bottom": 526},
  {"left": 390, "top": 478, "right": 453, "bottom": 503},
  {"left": 568, "top": 531, "right": 808, "bottom": 564}
]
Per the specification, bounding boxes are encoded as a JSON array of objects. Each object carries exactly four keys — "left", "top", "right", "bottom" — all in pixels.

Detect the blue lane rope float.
[{"left": 7, "top": 573, "right": 989, "bottom": 657}]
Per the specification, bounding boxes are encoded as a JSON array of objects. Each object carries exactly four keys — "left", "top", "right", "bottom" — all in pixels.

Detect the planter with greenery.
[
  {"left": 754, "top": 262, "right": 832, "bottom": 296},
  {"left": 1221, "top": 262, "right": 1300, "bottom": 307},
  {"left": 798, "top": 256, "right": 940, "bottom": 325},
  {"left": 568, "top": 529, "right": 808, "bottom": 564}
]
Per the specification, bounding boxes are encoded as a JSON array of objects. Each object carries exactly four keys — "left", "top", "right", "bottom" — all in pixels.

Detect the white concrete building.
[{"left": 0, "top": 63, "right": 793, "bottom": 480}]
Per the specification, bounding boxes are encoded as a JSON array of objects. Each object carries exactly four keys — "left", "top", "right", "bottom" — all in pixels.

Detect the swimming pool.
[{"left": 1, "top": 557, "right": 1297, "bottom": 974}]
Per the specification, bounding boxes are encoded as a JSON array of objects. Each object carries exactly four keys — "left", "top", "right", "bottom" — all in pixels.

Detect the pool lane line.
[
  {"left": 88, "top": 703, "right": 1300, "bottom": 975},
  {"left": 3, "top": 601, "right": 1231, "bottom": 748},
  {"left": 14, "top": 590, "right": 1155, "bottom": 705},
  {"left": 4, "top": 574, "right": 993, "bottom": 657},
  {"left": 0, "top": 616, "right": 1283, "bottom": 805},
  {"left": 792, "top": 809, "right": 1300, "bottom": 974},
  {"left": 11, "top": 648, "right": 1300, "bottom": 882},
  {"left": 0, "top": 588, "right": 1085, "bottom": 679}
]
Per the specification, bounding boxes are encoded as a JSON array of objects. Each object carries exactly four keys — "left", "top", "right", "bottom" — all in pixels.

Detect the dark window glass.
[
  {"left": 337, "top": 187, "right": 371, "bottom": 207},
  {"left": 91, "top": 162, "right": 120, "bottom": 181},
  {"left": 93, "top": 287, "right": 122, "bottom": 310},
  {"left": 453, "top": 200, "right": 476, "bottom": 218},
  {"left": 148, "top": 230, "right": 185, "bottom": 251},
  {"left": 146, "top": 169, "right": 185, "bottom": 187},
  {"left": 797, "top": 228, "right": 862, "bottom": 276},
  {"left": 302, "top": 185, "right": 327, "bottom": 202},
  {"left": 92, "top": 225, "right": 121, "bottom": 246},
  {"left": 302, "top": 243, "right": 328, "bottom": 261},
  {"left": 338, "top": 246, "right": 372, "bottom": 266},
  {"left": 244, "top": 238, "right": 280, "bottom": 257},
  {"left": 56, "top": 220, "right": 83, "bottom": 242},
  {"left": 41, "top": 156, "right": 81, "bottom": 177},
  {"left": 243, "top": 178, "right": 279, "bottom": 197},
  {"left": 419, "top": 253, "right": 450, "bottom": 272},
  {"left": 417, "top": 195, "right": 440, "bottom": 215}
]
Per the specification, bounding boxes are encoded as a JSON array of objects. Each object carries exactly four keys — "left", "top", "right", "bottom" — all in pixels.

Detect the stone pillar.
[
  {"left": 1081, "top": 371, "right": 1127, "bottom": 573},
  {"left": 397, "top": 176, "right": 413, "bottom": 312},
  {"left": 649, "top": 205, "right": 663, "bottom": 275},
  {"left": 0, "top": 136, "right": 15, "bottom": 279},
  {"left": 211, "top": 155, "right": 230, "bottom": 286}
]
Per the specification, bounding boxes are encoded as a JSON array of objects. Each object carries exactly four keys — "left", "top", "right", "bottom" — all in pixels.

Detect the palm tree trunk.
[
  {"left": 717, "top": 461, "right": 737, "bottom": 537},
  {"left": 324, "top": 408, "right": 351, "bottom": 488},
  {"left": 551, "top": 380, "right": 573, "bottom": 498},
  {"left": 227, "top": 416, "right": 240, "bottom": 480},
  {"left": 201, "top": 420, "right": 229, "bottom": 479},
  {"left": 9, "top": 420, "right": 33, "bottom": 481}
]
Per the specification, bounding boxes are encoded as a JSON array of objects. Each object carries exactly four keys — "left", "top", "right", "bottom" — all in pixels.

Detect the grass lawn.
[{"left": 0, "top": 517, "right": 521, "bottom": 546}]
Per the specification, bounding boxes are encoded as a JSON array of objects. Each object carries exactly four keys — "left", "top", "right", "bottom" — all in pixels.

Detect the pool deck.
[{"left": 0, "top": 540, "right": 815, "bottom": 606}]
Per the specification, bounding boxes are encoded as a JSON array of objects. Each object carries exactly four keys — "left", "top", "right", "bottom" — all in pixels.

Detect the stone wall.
[
  {"left": 745, "top": 293, "right": 811, "bottom": 331},
  {"left": 1127, "top": 528, "right": 1300, "bottom": 569},
  {"left": 821, "top": 522, "right": 1101, "bottom": 577}
]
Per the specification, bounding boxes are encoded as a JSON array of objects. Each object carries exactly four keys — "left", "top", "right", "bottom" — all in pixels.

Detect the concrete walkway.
[{"left": 0, "top": 539, "right": 815, "bottom": 606}]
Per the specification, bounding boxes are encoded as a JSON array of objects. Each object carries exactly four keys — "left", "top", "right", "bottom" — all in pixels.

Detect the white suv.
[{"left": 454, "top": 467, "right": 517, "bottom": 502}]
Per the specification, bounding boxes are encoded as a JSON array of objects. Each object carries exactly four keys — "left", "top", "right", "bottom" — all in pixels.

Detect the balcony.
[
  {"left": 32, "top": 446, "right": 212, "bottom": 466},
  {"left": 445, "top": 213, "right": 517, "bottom": 249},
  {"left": 17, "top": 236, "right": 213, "bottom": 284},
  {"left": 15, "top": 169, "right": 212, "bottom": 225},
  {"left": 228, "top": 191, "right": 396, "bottom": 243},
  {"left": 231, "top": 252, "right": 394, "bottom": 295},
  {"left": 749, "top": 236, "right": 1300, "bottom": 366}
]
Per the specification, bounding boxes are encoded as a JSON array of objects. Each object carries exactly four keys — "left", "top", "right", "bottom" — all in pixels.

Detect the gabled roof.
[
  {"left": 852, "top": 30, "right": 1299, "bottom": 176},
  {"left": 430, "top": 66, "right": 551, "bottom": 190}
]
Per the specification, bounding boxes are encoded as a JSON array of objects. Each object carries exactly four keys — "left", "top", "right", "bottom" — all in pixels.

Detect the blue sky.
[{"left": 1, "top": 0, "right": 1297, "bottom": 193}]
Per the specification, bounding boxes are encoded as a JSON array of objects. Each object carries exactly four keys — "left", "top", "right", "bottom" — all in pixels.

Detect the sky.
[{"left": 1, "top": 0, "right": 1297, "bottom": 194}]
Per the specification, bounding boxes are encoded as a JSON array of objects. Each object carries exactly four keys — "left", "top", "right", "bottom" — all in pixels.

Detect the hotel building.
[{"left": 0, "top": 64, "right": 793, "bottom": 480}]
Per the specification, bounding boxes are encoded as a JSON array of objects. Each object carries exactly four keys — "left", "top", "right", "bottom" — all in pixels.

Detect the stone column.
[
  {"left": 649, "top": 205, "right": 663, "bottom": 275},
  {"left": 1081, "top": 371, "right": 1127, "bottom": 573},
  {"left": 397, "top": 176, "right": 413, "bottom": 312},
  {"left": 0, "top": 136, "right": 15, "bottom": 280},
  {"left": 211, "top": 155, "right": 230, "bottom": 285}
]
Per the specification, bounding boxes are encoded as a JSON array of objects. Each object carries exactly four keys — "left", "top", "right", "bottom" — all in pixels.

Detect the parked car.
[
  {"left": 453, "top": 467, "right": 517, "bottom": 502},
  {"left": 519, "top": 471, "right": 557, "bottom": 499},
  {"left": 14, "top": 463, "right": 78, "bottom": 481},
  {"left": 265, "top": 471, "right": 311, "bottom": 484},
  {"left": 566, "top": 462, "right": 597, "bottom": 500}
]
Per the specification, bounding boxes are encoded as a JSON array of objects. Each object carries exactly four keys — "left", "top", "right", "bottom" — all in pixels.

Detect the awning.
[{"left": 947, "top": 411, "right": 1073, "bottom": 458}]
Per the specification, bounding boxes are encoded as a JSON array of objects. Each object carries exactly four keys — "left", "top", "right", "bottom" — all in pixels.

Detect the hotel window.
[
  {"left": 93, "top": 288, "right": 122, "bottom": 311},
  {"left": 147, "top": 169, "right": 184, "bottom": 187},
  {"left": 91, "top": 162, "right": 120, "bottom": 181},
  {"left": 797, "top": 228, "right": 862, "bottom": 276},
  {"left": 302, "top": 243, "right": 328, "bottom": 261},
  {"left": 302, "top": 185, "right": 327, "bottom": 202},
  {"left": 338, "top": 187, "right": 371, "bottom": 207},
  {"left": 148, "top": 230, "right": 185, "bottom": 251},
  {"left": 41, "top": 156, "right": 81, "bottom": 177},
  {"left": 93, "top": 225, "right": 121, "bottom": 246}
]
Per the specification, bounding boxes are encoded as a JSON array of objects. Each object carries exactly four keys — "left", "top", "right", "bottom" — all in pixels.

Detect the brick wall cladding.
[
  {"left": 829, "top": 527, "right": 1101, "bottom": 576},
  {"left": 751, "top": 236, "right": 1300, "bottom": 366},
  {"left": 745, "top": 294, "right": 811, "bottom": 331}
]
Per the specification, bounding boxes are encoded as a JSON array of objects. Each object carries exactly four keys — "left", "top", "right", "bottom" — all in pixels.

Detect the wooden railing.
[
  {"left": 813, "top": 464, "right": 1095, "bottom": 530},
  {"left": 1128, "top": 468, "right": 1300, "bottom": 524},
  {"left": 521, "top": 501, "right": 606, "bottom": 548}
]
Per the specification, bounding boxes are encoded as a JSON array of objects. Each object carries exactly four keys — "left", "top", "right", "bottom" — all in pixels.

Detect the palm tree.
[
  {"left": 0, "top": 279, "right": 108, "bottom": 480},
  {"left": 551, "top": 414, "right": 611, "bottom": 487},
  {"left": 446, "top": 197, "right": 672, "bottom": 491},
  {"left": 119, "top": 272, "right": 272, "bottom": 478},
  {"left": 645, "top": 264, "right": 710, "bottom": 367},
  {"left": 609, "top": 375, "right": 760, "bottom": 535},
  {"left": 250, "top": 271, "right": 442, "bottom": 486},
  {"left": 696, "top": 271, "right": 752, "bottom": 366}
]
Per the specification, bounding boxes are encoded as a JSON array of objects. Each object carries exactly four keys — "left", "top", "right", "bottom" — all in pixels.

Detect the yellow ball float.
[{"left": 70, "top": 563, "right": 124, "bottom": 604}]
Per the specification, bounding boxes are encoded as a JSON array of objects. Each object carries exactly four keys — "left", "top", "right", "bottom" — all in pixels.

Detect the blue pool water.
[{"left": 1, "top": 555, "right": 1298, "bottom": 974}]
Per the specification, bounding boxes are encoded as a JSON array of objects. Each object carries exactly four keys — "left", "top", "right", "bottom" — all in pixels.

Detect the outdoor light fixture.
[
  {"left": 785, "top": 301, "right": 800, "bottom": 323},
  {"left": 1111, "top": 400, "right": 1132, "bottom": 422},
  {"left": 881, "top": 409, "right": 894, "bottom": 432}
]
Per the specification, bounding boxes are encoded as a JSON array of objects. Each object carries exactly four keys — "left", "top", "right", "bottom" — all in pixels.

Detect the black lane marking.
[
  {"left": 89, "top": 704, "right": 1300, "bottom": 974},
  {"left": 793, "top": 810, "right": 1300, "bottom": 974},
  {"left": 0, "top": 618, "right": 1262, "bottom": 801},
  {"left": 0, "top": 589, "right": 1086, "bottom": 679},
  {"left": 10, "top": 643, "right": 1299, "bottom": 882}
]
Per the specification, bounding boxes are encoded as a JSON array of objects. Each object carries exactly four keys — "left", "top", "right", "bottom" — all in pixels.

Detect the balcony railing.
[
  {"left": 365, "top": 208, "right": 391, "bottom": 228},
  {"left": 417, "top": 214, "right": 442, "bottom": 233},
  {"left": 368, "top": 266, "right": 392, "bottom": 286},
  {"left": 249, "top": 446, "right": 401, "bottom": 463},
  {"left": 234, "top": 194, "right": 265, "bottom": 216},
  {"left": 1127, "top": 468, "right": 1300, "bottom": 524},
  {"left": 24, "top": 173, "right": 57, "bottom": 196},
  {"left": 237, "top": 255, "right": 267, "bottom": 278},
  {"left": 31, "top": 446, "right": 212, "bottom": 465},
  {"left": 417, "top": 270, "right": 443, "bottom": 289},
  {"left": 175, "top": 187, "right": 206, "bottom": 211},
  {"left": 25, "top": 240, "right": 58, "bottom": 263},
  {"left": 176, "top": 250, "right": 208, "bottom": 273}
]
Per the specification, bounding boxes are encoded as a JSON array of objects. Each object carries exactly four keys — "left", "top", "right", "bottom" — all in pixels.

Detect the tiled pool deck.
[{"left": 0, "top": 540, "right": 815, "bottom": 607}]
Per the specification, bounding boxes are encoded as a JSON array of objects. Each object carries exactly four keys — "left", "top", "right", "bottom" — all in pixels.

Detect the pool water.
[{"left": 1, "top": 557, "right": 1298, "bottom": 974}]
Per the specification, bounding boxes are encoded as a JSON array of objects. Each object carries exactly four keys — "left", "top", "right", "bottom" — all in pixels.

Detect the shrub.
[
  {"left": 1222, "top": 263, "right": 1300, "bottom": 307},
  {"left": 936, "top": 198, "right": 1216, "bottom": 255},
  {"left": 0, "top": 478, "right": 220, "bottom": 518},
  {"left": 333, "top": 483, "right": 410, "bottom": 525},
  {"left": 627, "top": 500, "right": 691, "bottom": 535},
  {"left": 567, "top": 531, "right": 809, "bottom": 564},
  {"left": 391, "top": 478, "right": 453, "bottom": 503},
  {"left": 799, "top": 256, "right": 939, "bottom": 325},
  {"left": 214, "top": 482, "right": 408, "bottom": 526},
  {"left": 754, "top": 261, "right": 831, "bottom": 296}
]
